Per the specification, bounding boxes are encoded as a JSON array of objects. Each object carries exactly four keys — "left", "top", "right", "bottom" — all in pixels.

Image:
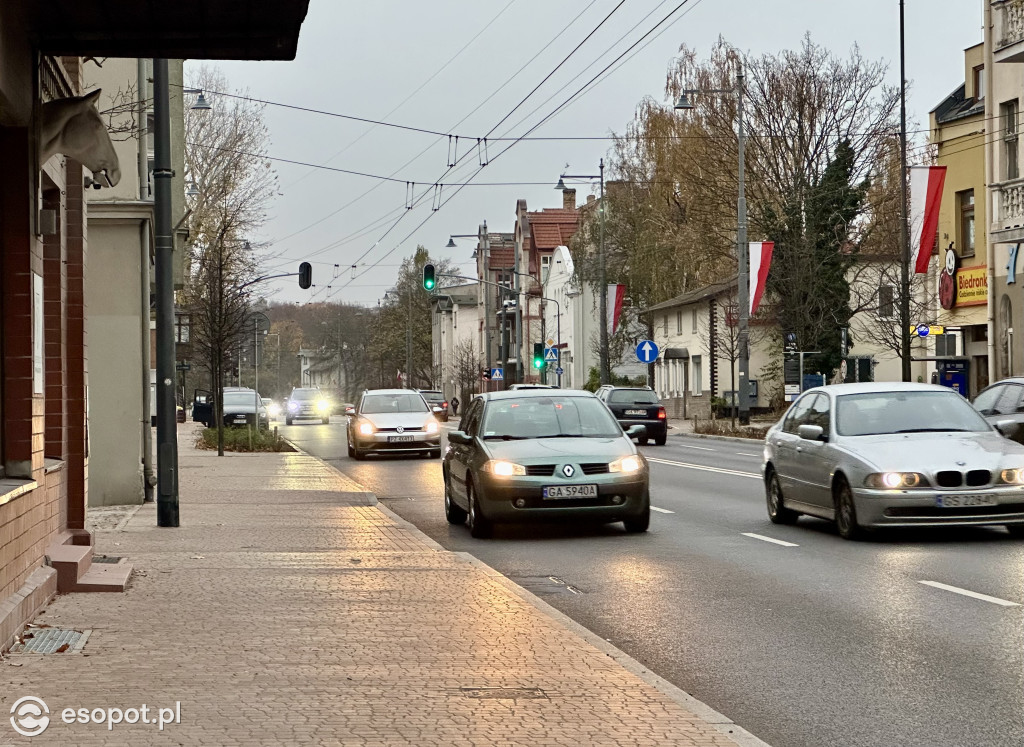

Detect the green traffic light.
[{"left": 425, "top": 279, "right": 435, "bottom": 290}]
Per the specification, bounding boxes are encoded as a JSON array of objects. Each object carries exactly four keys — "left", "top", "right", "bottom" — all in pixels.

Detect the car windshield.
[
  {"left": 361, "top": 393, "right": 429, "bottom": 414},
  {"left": 835, "top": 391, "right": 991, "bottom": 436},
  {"left": 481, "top": 396, "right": 622, "bottom": 439},
  {"left": 291, "top": 389, "right": 320, "bottom": 401},
  {"left": 224, "top": 392, "right": 261, "bottom": 406},
  {"left": 607, "top": 389, "right": 659, "bottom": 405},
  {"left": 421, "top": 392, "right": 444, "bottom": 402}
]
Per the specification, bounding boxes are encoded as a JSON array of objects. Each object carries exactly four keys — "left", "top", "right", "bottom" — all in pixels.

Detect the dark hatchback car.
[
  {"left": 973, "top": 378, "right": 1024, "bottom": 443},
  {"left": 442, "top": 390, "right": 650, "bottom": 538},
  {"left": 417, "top": 389, "right": 449, "bottom": 422},
  {"left": 192, "top": 387, "right": 267, "bottom": 428},
  {"left": 596, "top": 386, "right": 667, "bottom": 445}
]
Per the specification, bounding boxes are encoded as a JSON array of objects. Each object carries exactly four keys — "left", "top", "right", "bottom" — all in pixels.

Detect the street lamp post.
[
  {"left": 557, "top": 160, "right": 607, "bottom": 384},
  {"left": 675, "top": 61, "right": 750, "bottom": 424},
  {"left": 385, "top": 289, "right": 413, "bottom": 388}
]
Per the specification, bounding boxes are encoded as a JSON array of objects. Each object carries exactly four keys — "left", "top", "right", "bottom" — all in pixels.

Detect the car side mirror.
[
  {"left": 344, "top": 406, "right": 355, "bottom": 416},
  {"left": 797, "top": 424, "right": 826, "bottom": 442},
  {"left": 625, "top": 424, "right": 647, "bottom": 438},
  {"left": 447, "top": 430, "right": 472, "bottom": 445},
  {"left": 995, "top": 419, "right": 1019, "bottom": 438}
]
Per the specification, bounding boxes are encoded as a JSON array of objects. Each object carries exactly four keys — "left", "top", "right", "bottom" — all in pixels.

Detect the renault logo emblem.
[
  {"left": 396, "top": 426, "right": 404, "bottom": 434},
  {"left": 562, "top": 464, "right": 575, "bottom": 478}
]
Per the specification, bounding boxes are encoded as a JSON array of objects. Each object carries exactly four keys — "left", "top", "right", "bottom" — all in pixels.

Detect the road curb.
[
  {"left": 289, "top": 432, "right": 771, "bottom": 747},
  {"left": 671, "top": 430, "right": 766, "bottom": 446},
  {"left": 455, "top": 551, "right": 771, "bottom": 747},
  {"left": 282, "top": 435, "right": 379, "bottom": 506}
]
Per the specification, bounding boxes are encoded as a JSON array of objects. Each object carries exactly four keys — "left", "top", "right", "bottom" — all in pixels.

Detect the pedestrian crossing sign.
[
  {"left": 490, "top": 368, "right": 503, "bottom": 380},
  {"left": 544, "top": 347, "right": 559, "bottom": 362}
]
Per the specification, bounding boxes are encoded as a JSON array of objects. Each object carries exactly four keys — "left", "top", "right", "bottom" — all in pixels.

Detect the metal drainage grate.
[
  {"left": 9, "top": 628, "right": 90, "bottom": 654},
  {"left": 92, "top": 555, "right": 122, "bottom": 564},
  {"left": 460, "top": 687, "right": 547, "bottom": 700}
]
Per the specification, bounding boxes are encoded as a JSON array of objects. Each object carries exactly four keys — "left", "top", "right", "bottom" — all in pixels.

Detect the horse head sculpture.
[{"left": 40, "top": 88, "right": 121, "bottom": 188}]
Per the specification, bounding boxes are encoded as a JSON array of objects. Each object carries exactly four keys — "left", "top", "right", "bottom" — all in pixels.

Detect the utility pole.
[
  {"left": 735, "top": 63, "right": 750, "bottom": 425},
  {"left": 153, "top": 59, "right": 178, "bottom": 527},
  {"left": 406, "top": 287, "right": 413, "bottom": 389},
  {"left": 898, "top": 0, "right": 912, "bottom": 382}
]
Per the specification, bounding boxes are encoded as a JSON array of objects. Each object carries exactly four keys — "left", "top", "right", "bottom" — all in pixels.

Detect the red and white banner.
[
  {"left": 607, "top": 284, "right": 626, "bottom": 334},
  {"left": 749, "top": 241, "right": 774, "bottom": 316},
  {"left": 909, "top": 165, "right": 946, "bottom": 274}
]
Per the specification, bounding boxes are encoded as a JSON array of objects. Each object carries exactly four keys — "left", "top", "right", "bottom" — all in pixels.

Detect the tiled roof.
[
  {"left": 488, "top": 247, "right": 514, "bottom": 268},
  {"left": 527, "top": 208, "right": 579, "bottom": 249},
  {"left": 645, "top": 277, "right": 737, "bottom": 313},
  {"left": 932, "top": 83, "right": 984, "bottom": 125}
]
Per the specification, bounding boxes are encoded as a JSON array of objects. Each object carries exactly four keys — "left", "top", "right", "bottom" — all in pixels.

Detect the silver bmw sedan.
[{"left": 762, "top": 382, "right": 1024, "bottom": 539}]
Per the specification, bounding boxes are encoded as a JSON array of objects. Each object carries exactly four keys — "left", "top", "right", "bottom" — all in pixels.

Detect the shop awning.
[{"left": 31, "top": 1, "right": 310, "bottom": 60}]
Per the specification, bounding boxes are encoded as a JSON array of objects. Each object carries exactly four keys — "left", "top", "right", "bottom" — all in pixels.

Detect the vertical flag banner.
[
  {"left": 749, "top": 241, "right": 774, "bottom": 315},
  {"left": 607, "top": 284, "right": 626, "bottom": 334},
  {"left": 909, "top": 165, "right": 947, "bottom": 274}
]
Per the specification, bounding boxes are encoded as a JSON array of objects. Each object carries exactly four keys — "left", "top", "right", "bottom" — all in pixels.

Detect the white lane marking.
[
  {"left": 647, "top": 456, "right": 761, "bottom": 480},
  {"left": 918, "top": 580, "right": 1020, "bottom": 607},
  {"left": 676, "top": 443, "right": 715, "bottom": 451},
  {"left": 735, "top": 452, "right": 760, "bottom": 457},
  {"left": 742, "top": 532, "right": 798, "bottom": 547},
  {"left": 651, "top": 506, "right": 675, "bottom": 514}
]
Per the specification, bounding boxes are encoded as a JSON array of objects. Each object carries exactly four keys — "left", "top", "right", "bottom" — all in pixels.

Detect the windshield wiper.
[
  {"left": 482, "top": 434, "right": 529, "bottom": 440},
  {"left": 893, "top": 428, "right": 971, "bottom": 433}
]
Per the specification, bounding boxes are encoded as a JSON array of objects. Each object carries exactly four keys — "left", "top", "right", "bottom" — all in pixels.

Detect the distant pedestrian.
[{"left": 450, "top": 396, "right": 460, "bottom": 417}]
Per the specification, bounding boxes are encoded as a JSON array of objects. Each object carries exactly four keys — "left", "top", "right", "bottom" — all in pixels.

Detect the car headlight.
[
  {"left": 999, "top": 468, "right": 1024, "bottom": 485},
  {"left": 609, "top": 455, "right": 643, "bottom": 474},
  {"left": 425, "top": 420, "right": 439, "bottom": 434},
  {"left": 317, "top": 400, "right": 330, "bottom": 412},
  {"left": 288, "top": 402, "right": 298, "bottom": 412},
  {"left": 268, "top": 404, "right": 281, "bottom": 416},
  {"left": 358, "top": 421, "right": 374, "bottom": 436},
  {"left": 482, "top": 460, "right": 526, "bottom": 477},
  {"left": 865, "top": 472, "right": 928, "bottom": 489}
]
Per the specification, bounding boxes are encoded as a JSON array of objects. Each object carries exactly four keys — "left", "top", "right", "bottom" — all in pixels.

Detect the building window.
[
  {"left": 959, "top": 190, "right": 975, "bottom": 258},
  {"left": 676, "top": 310, "right": 683, "bottom": 334},
  {"left": 663, "top": 315, "right": 669, "bottom": 335},
  {"left": 935, "top": 333, "right": 957, "bottom": 357},
  {"left": 692, "top": 355, "right": 702, "bottom": 395},
  {"left": 541, "top": 255, "right": 551, "bottom": 282},
  {"left": 878, "top": 286, "right": 895, "bottom": 318},
  {"left": 1004, "top": 100, "right": 1019, "bottom": 181},
  {"left": 973, "top": 65, "right": 985, "bottom": 101},
  {"left": 691, "top": 308, "right": 698, "bottom": 333}
]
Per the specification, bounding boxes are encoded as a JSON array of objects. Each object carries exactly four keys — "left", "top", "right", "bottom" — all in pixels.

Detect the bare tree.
[
  {"left": 452, "top": 339, "right": 481, "bottom": 407},
  {"left": 181, "top": 65, "right": 276, "bottom": 454},
  {"left": 699, "top": 294, "right": 769, "bottom": 425}
]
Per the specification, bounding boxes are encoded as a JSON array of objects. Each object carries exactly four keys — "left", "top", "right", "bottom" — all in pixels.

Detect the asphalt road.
[{"left": 280, "top": 416, "right": 1024, "bottom": 747}]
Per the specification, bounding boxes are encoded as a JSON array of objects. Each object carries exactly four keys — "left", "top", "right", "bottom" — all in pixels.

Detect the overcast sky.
[{"left": 189, "top": 0, "right": 982, "bottom": 307}]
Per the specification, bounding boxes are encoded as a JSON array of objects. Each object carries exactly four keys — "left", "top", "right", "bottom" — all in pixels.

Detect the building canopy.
[{"left": 30, "top": 0, "right": 310, "bottom": 60}]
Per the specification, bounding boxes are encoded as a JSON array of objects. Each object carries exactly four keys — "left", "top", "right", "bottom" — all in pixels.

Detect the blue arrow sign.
[
  {"left": 490, "top": 368, "right": 503, "bottom": 380},
  {"left": 635, "top": 340, "right": 659, "bottom": 363},
  {"left": 544, "top": 347, "right": 559, "bottom": 362}
]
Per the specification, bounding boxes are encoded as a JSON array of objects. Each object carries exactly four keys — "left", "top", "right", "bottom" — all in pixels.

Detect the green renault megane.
[{"left": 442, "top": 389, "right": 650, "bottom": 538}]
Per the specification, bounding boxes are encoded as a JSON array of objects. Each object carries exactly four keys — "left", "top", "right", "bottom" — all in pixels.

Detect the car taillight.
[
  {"left": 442, "top": 402, "right": 448, "bottom": 408},
  {"left": 657, "top": 407, "right": 666, "bottom": 419}
]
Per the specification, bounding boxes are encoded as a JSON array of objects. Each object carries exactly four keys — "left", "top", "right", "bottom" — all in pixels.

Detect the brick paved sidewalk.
[{"left": 0, "top": 424, "right": 762, "bottom": 746}]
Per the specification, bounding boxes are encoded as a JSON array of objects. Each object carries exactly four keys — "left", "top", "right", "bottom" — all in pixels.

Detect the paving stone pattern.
[{"left": 0, "top": 424, "right": 742, "bottom": 746}]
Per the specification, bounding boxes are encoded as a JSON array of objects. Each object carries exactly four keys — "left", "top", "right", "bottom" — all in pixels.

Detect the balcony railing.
[{"left": 999, "top": 176, "right": 1024, "bottom": 228}]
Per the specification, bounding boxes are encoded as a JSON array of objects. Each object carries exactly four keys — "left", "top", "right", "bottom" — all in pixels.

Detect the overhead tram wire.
[
  {"left": 261, "top": 1, "right": 601, "bottom": 259},
  {"left": 283, "top": 0, "right": 520, "bottom": 191},
  {"left": 307, "top": 0, "right": 636, "bottom": 296},
  {"left": 325, "top": 0, "right": 702, "bottom": 301}
]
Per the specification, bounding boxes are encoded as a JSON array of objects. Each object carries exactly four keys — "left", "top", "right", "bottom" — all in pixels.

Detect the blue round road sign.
[
  {"left": 916, "top": 324, "right": 930, "bottom": 337},
  {"left": 555, "top": 366, "right": 564, "bottom": 376},
  {"left": 635, "top": 340, "right": 660, "bottom": 364}
]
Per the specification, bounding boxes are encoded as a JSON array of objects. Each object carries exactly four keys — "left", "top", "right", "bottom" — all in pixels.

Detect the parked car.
[
  {"left": 417, "top": 389, "right": 450, "bottom": 422},
  {"left": 192, "top": 387, "right": 267, "bottom": 428},
  {"left": 346, "top": 389, "right": 440, "bottom": 460},
  {"left": 973, "top": 378, "right": 1024, "bottom": 443},
  {"left": 285, "top": 387, "right": 331, "bottom": 425},
  {"left": 596, "top": 386, "right": 667, "bottom": 445},
  {"left": 442, "top": 389, "right": 650, "bottom": 538},
  {"left": 762, "top": 382, "right": 1024, "bottom": 540}
]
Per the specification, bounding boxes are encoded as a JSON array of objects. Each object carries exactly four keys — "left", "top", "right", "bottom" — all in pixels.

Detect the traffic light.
[
  {"left": 298, "top": 261, "right": 312, "bottom": 289},
  {"left": 532, "top": 342, "right": 544, "bottom": 369},
  {"left": 422, "top": 263, "right": 436, "bottom": 290}
]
